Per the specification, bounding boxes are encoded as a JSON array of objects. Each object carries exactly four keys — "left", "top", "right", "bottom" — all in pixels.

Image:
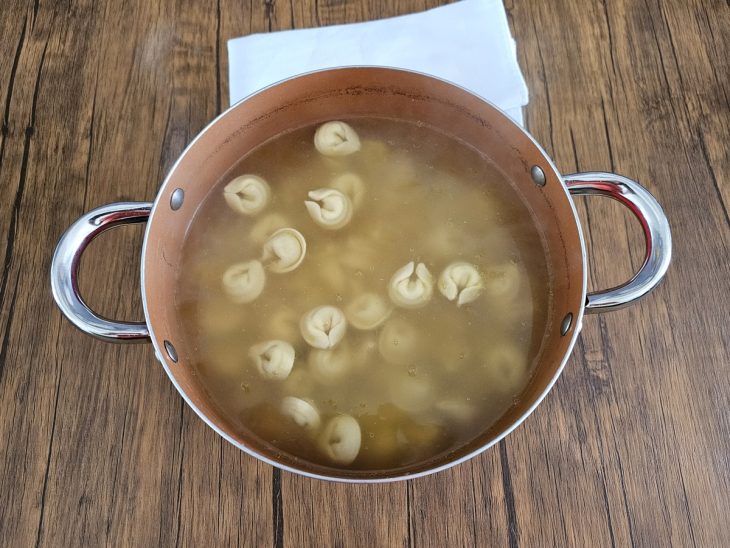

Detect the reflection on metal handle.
[
  {"left": 565, "top": 172, "right": 672, "bottom": 314},
  {"left": 50, "top": 202, "right": 153, "bottom": 342}
]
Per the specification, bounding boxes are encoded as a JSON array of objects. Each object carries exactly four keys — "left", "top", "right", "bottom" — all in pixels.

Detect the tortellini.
[
  {"left": 308, "top": 344, "right": 351, "bottom": 384},
  {"left": 436, "top": 331, "right": 472, "bottom": 374},
  {"left": 358, "top": 415, "right": 400, "bottom": 462},
  {"left": 311, "top": 238, "right": 378, "bottom": 293},
  {"left": 280, "top": 397, "right": 321, "bottom": 432},
  {"left": 420, "top": 225, "right": 466, "bottom": 259},
  {"left": 248, "top": 340, "right": 295, "bottom": 380},
  {"left": 351, "top": 336, "right": 378, "bottom": 368},
  {"left": 300, "top": 306, "right": 347, "bottom": 349},
  {"left": 389, "top": 374, "right": 433, "bottom": 414},
  {"left": 266, "top": 308, "right": 300, "bottom": 342},
  {"left": 362, "top": 139, "right": 417, "bottom": 184},
  {"left": 319, "top": 414, "right": 362, "bottom": 465},
  {"left": 436, "top": 399, "right": 476, "bottom": 422},
  {"left": 378, "top": 317, "right": 421, "bottom": 366},
  {"left": 314, "top": 121, "right": 361, "bottom": 157},
  {"left": 397, "top": 420, "right": 446, "bottom": 450},
  {"left": 196, "top": 299, "right": 241, "bottom": 336},
  {"left": 482, "top": 344, "right": 529, "bottom": 393},
  {"left": 250, "top": 213, "right": 289, "bottom": 245},
  {"left": 388, "top": 261, "right": 434, "bottom": 309},
  {"left": 330, "top": 173, "right": 365, "bottom": 210},
  {"left": 201, "top": 344, "right": 243, "bottom": 379},
  {"left": 358, "top": 139, "right": 390, "bottom": 165},
  {"left": 390, "top": 156, "right": 418, "bottom": 188},
  {"left": 221, "top": 260, "right": 266, "bottom": 303},
  {"left": 315, "top": 251, "right": 349, "bottom": 293},
  {"left": 262, "top": 228, "right": 307, "bottom": 273},
  {"left": 282, "top": 368, "right": 316, "bottom": 396},
  {"left": 345, "top": 293, "right": 393, "bottom": 330},
  {"left": 482, "top": 262, "right": 523, "bottom": 301},
  {"left": 223, "top": 174, "right": 270, "bottom": 215},
  {"left": 341, "top": 236, "right": 378, "bottom": 271},
  {"left": 438, "top": 262, "right": 483, "bottom": 306},
  {"left": 305, "top": 188, "right": 353, "bottom": 230}
]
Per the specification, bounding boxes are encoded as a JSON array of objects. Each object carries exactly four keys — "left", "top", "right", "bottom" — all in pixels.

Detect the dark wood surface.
[{"left": 1, "top": 0, "right": 728, "bottom": 545}]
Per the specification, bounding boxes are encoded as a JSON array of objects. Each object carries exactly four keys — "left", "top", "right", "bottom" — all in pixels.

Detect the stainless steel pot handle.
[
  {"left": 565, "top": 172, "right": 672, "bottom": 313},
  {"left": 50, "top": 202, "right": 153, "bottom": 342}
]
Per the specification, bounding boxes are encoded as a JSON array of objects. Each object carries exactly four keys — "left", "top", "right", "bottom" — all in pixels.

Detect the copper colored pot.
[{"left": 50, "top": 68, "right": 671, "bottom": 482}]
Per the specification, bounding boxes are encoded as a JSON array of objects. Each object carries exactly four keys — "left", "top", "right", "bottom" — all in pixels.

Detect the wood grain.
[{"left": 0, "top": 0, "right": 728, "bottom": 546}]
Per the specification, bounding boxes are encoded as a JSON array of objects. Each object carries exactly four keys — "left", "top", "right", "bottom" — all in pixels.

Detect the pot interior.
[{"left": 142, "top": 67, "right": 585, "bottom": 480}]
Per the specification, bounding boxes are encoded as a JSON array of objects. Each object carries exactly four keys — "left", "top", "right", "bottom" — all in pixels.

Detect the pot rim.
[{"left": 140, "top": 66, "right": 588, "bottom": 483}]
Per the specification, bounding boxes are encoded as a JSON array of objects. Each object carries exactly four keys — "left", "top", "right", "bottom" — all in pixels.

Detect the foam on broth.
[{"left": 176, "top": 118, "right": 550, "bottom": 471}]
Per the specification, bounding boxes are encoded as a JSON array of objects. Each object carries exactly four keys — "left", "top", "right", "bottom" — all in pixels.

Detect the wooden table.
[{"left": 1, "top": 0, "right": 728, "bottom": 545}]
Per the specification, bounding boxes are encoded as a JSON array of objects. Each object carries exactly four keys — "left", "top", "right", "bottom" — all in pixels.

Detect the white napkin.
[{"left": 227, "top": 0, "right": 528, "bottom": 125}]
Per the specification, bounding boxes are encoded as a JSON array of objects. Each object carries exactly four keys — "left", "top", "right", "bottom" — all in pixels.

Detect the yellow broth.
[{"left": 176, "top": 118, "right": 550, "bottom": 470}]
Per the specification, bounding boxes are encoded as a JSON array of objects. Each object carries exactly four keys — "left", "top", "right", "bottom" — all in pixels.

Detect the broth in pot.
[{"left": 176, "top": 118, "right": 551, "bottom": 470}]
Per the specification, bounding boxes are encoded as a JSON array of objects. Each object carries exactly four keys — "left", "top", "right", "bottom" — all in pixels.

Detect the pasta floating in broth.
[
  {"left": 388, "top": 262, "right": 434, "bottom": 309},
  {"left": 280, "top": 396, "right": 321, "bottom": 432},
  {"left": 223, "top": 174, "right": 270, "bottom": 215},
  {"left": 300, "top": 305, "right": 348, "bottom": 350},
  {"left": 221, "top": 260, "right": 266, "bottom": 304},
  {"left": 330, "top": 172, "right": 365, "bottom": 210},
  {"left": 304, "top": 188, "right": 353, "bottom": 230},
  {"left": 314, "top": 121, "right": 361, "bottom": 156},
  {"left": 438, "top": 261, "right": 483, "bottom": 307},
  {"left": 177, "top": 118, "right": 550, "bottom": 470},
  {"left": 249, "top": 340, "right": 295, "bottom": 380},
  {"left": 261, "top": 228, "right": 307, "bottom": 273},
  {"left": 345, "top": 292, "right": 393, "bottom": 330}
]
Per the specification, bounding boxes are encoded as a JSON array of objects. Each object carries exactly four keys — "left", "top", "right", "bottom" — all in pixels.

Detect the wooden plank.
[
  {"left": 508, "top": 2, "right": 730, "bottom": 547},
  {"left": 0, "top": 2, "right": 71, "bottom": 544},
  {"left": 0, "top": 0, "right": 728, "bottom": 546},
  {"left": 406, "top": 455, "right": 512, "bottom": 547}
]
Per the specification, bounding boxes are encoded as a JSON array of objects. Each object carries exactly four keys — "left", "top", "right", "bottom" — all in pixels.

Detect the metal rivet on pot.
[
  {"left": 170, "top": 188, "right": 185, "bottom": 211},
  {"left": 164, "top": 340, "right": 178, "bottom": 363},
  {"left": 560, "top": 313, "right": 573, "bottom": 336},
  {"left": 531, "top": 165, "right": 546, "bottom": 187}
]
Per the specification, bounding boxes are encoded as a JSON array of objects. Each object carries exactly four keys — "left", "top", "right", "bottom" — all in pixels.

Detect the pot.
[{"left": 50, "top": 67, "right": 671, "bottom": 482}]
